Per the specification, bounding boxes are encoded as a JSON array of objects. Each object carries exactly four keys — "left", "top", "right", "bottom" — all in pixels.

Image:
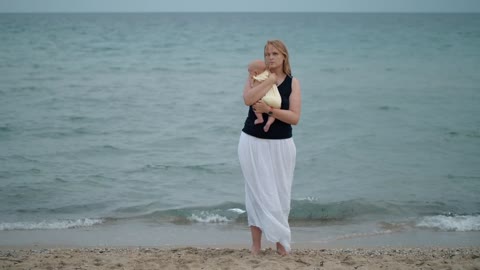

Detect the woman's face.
[{"left": 265, "top": 45, "right": 285, "bottom": 70}]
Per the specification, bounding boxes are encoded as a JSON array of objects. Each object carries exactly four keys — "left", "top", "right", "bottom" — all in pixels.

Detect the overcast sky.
[{"left": 1, "top": 0, "right": 480, "bottom": 13}]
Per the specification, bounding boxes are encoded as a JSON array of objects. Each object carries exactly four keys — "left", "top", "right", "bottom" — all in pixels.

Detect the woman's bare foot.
[
  {"left": 251, "top": 245, "right": 261, "bottom": 256},
  {"left": 276, "top": 242, "right": 288, "bottom": 256}
]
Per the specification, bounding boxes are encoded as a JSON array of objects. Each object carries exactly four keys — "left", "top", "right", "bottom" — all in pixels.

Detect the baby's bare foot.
[
  {"left": 263, "top": 123, "right": 271, "bottom": 132},
  {"left": 254, "top": 118, "right": 264, "bottom": 125}
]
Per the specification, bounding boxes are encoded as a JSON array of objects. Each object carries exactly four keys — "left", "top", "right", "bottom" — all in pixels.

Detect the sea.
[{"left": 1, "top": 12, "right": 479, "bottom": 248}]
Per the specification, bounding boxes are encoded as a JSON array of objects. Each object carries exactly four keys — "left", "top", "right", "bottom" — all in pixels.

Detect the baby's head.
[{"left": 248, "top": 59, "right": 266, "bottom": 77}]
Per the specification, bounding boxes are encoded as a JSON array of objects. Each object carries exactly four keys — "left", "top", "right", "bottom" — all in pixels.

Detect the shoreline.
[
  {"left": 1, "top": 246, "right": 479, "bottom": 270},
  {"left": 1, "top": 218, "right": 479, "bottom": 269},
  {"left": 1, "top": 219, "right": 479, "bottom": 249},
  {"left": 1, "top": 221, "right": 479, "bottom": 269}
]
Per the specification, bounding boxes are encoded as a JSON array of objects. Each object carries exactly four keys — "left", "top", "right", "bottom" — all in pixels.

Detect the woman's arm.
[
  {"left": 242, "top": 73, "right": 277, "bottom": 106},
  {"left": 253, "top": 77, "right": 301, "bottom": 125}
]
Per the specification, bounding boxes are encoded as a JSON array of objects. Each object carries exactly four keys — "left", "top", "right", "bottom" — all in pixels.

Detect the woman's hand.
[
  {"left": 243, "top": 74, "right": 277, "bottom": 106},
  {"left": 252, "top": 77, "right": 302, "bottom": 126},
  {"left": 252, "top": 100, "right": 271, "bottom": 114}
]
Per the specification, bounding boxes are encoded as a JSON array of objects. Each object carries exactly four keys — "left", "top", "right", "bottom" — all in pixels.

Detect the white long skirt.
[{"left": 238, "top": 132, "right": 296, "bottom": 252}]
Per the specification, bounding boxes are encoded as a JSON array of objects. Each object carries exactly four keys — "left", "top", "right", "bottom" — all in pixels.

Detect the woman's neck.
[
  {"left": 270, "top": 68, "right": 285, "bottom": 77},
  {"left": 271, "top": 69, "right": 287, "bottom": 86}
]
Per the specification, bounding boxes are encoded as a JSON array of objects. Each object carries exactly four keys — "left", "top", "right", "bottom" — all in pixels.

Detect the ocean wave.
[
  {"left": 188, "top": 212, "right": 231, "bottom": 223},
  {"left": 289, "top": 199, "right": 391, "bottom": 222},
  {"left": 126, "top": 202, "right": 246, "bottom": 224},
  {"left": 228, "top": 208, "right": 246, "bottom": 214},
  {"left": 186, "top": 208, "right": 247, "bottom": 223},
  {"left": 416, "top": 214, "right": 480, "bottom": 232},
  {"left": 158, "top": 200, "right": 479, "bottom": 226},
  {"left": 0, "top": 218, "right": 104, "bottom": 231},
  {"left": 116, "top": 199, "right": 395, "bottom": 225}
]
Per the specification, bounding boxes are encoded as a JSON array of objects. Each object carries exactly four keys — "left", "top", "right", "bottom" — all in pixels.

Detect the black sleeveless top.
[{"left": 242, "top": 75, "right": 293, "bottom": 139}]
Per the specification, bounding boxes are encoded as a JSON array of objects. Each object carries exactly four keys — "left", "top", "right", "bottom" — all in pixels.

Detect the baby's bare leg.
[
  {"left": 263, "top": 116, "right": 275, "bottom": 132},
  {"left": 254, "top": 112, "right": 264, "bottom": 125}
]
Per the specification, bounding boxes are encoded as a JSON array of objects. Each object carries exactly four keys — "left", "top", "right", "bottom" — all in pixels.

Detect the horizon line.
[{"left": 1, "top": 11, "right": 479, "bottom": 14}]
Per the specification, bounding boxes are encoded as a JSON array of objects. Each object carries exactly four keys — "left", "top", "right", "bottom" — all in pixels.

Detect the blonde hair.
[{"left": 264, "top": 40, "right": 292, "bottom": 76}]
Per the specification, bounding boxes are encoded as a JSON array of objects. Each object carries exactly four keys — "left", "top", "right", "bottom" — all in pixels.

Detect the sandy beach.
[
  {"left": 1, "top": 246, "right": 479, "bottom": 270},
  {"left": 1, "top": 222, "right": 479, "bottom": 269}
]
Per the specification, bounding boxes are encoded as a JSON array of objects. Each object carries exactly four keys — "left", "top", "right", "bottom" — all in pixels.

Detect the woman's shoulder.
[
  {"left": 290, "top": 75, "right": 300, "bottom": 84},
  {"left": 291, "top": 76, "right": 301, "bottom": 90},
  {"left": 286, "top": 74, "right": 298, "bottom": 80}
]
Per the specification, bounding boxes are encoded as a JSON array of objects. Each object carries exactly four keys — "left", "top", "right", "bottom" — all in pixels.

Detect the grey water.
[{"left": 1, "top": 13, "right": 479, "bottom": 243}]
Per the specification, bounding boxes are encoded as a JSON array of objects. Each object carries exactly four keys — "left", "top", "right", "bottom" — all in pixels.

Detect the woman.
[{"left": 238, "top": 40, "right": 301, "bottom": 256}]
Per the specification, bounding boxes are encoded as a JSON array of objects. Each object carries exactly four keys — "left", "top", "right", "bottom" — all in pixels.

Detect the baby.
[{"left": 248, "top": 59, "right": 281, "bottom": 132}]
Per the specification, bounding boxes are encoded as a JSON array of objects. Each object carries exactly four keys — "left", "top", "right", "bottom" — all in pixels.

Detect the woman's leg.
[{"left": 250, "top": 226, "right": 262, "bottom": 255}]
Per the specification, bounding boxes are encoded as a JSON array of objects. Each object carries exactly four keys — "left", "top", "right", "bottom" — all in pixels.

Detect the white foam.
[
  {"left": 188, "top": 212, "right": 230, "bottom": 223},
  {"left": 0, "top": 218, "right": 104, "bottom": 231},
  {"left": 228, "top": 208, "right": 246, "bottom": 214},
  {"left": 417, "top": 215, "right": 480, "bottom": 232},
  {"left": 298, "top": 196, "right": 319, "bottom": 201}
]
